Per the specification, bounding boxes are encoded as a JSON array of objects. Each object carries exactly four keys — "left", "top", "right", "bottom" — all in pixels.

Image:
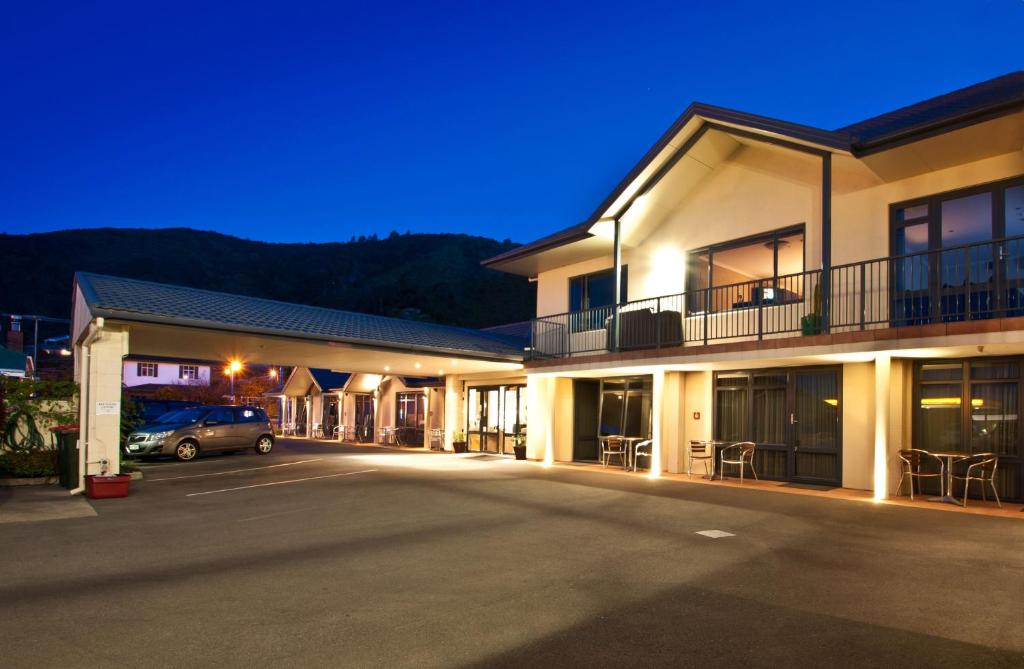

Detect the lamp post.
[{"left": 225, "top": 359, "right": 243, "bottom": 404}]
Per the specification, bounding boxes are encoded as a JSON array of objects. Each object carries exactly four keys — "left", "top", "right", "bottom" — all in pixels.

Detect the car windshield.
[{"left": 154, "top": 408, "right": 207, "bottom": 424}]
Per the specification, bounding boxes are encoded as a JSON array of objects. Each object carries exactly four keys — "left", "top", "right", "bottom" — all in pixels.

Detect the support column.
[
  {"left": 526, "top": 375, "right": 555, "bottom": 464},
  {"left": 443, "top": 376, "right": 459, "bottom": 451},
  {"left": 874, "top": 354, "right": 891, "bottom": 500},
  {"left": 76, "top": 324, "right": 128, "bottom": 485},
  {"left": 612, "top": 217, "right": 622, "bottom": 352},
  {"left": 649, "top": 370, "right": 665, "bottom": 478},
  {"left": 422, "top": 388, "right": 431, "bottom": 449},
  {"left": 820, "top": 153, "right": 832, "bottom": 333}
]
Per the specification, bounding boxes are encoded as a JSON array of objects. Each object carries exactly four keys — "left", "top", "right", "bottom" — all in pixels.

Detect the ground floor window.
[
  {"left": 713, "top": 367, "right": 841, "bottom": 486},
  {"left": 467, "top": 385, "right": 525, "bottom": 454},
  {"left": 353, "top": 394, "right": 374, "bottom": 442},
  {"left": 914, "top": 359, "right": 1021, "bottom": 500}
]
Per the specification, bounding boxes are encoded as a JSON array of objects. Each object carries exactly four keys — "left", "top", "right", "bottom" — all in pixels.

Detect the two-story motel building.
[{"left": 467, "top": 71, "right": 1024, "bottom": 502}]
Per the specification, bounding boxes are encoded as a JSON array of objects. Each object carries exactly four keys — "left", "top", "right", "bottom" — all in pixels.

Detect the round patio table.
[{"left": 925, "top": 449, "right": 972, "bottom": 504}]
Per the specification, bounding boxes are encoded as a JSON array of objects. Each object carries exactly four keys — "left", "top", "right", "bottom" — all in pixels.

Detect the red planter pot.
[{"left": 85, "top": 474, "right": 131, "bottom": 499}]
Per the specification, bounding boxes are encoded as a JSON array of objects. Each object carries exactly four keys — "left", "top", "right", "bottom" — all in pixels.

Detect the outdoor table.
[
  {"left": 697, "top": 440, "right": 730, "bottom": 480},
  {"left": 622, "top": 437, "right": 646, "bottom": 470},
  {"left": 925, "top": 449, "right": 972, "bottom": 504}
]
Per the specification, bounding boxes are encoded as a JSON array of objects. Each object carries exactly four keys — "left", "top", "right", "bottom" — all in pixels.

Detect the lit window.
[{"left": 179, "top": 365, "right": 199, "bottom": 380}]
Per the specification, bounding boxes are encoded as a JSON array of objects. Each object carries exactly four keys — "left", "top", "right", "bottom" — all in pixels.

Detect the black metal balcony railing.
[{"left": 529, "top": 236, "right": 1024, "bottom": 360}]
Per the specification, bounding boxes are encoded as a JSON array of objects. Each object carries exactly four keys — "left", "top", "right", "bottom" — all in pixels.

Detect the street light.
[{"left": 225, "top": 359, "right": 243, "bottom": 403}]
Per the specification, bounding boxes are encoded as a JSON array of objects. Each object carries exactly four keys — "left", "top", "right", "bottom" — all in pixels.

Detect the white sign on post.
[{"left": 95, "top": 401, "right": 120, "bottom": 416}]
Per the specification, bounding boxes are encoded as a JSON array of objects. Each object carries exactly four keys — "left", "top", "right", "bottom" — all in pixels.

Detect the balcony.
[{"left": 528, "top": 236, "right": 1024, "bottom": 360}]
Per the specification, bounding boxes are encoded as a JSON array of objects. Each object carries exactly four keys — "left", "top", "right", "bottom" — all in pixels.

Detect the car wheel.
[
  {"left": 175, "top": 441, "right": 199, "bottom": 461},
  {"left": 255, "top": 435, "right": 274, "bottom": 455}
]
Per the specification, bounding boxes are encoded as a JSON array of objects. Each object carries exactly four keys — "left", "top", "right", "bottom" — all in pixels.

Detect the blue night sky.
[{"left": 2, "top": 1, "right": 1021, "bottom": 244}]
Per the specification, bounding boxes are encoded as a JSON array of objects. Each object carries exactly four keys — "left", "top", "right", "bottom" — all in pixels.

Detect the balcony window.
[
  {"left": 686, "top": 226, "right": 804, "bottom": 312},
  {"left": 569, "top": 267, "right": 627, "bottom": 312}
]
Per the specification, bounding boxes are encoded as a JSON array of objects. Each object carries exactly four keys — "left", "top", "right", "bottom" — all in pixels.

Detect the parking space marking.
[
  {"left": 186, "top": 469, "right": 378, "bottom": 497},
  {"left": 148, "top": 459, "right": 323, "bottom": 481}
]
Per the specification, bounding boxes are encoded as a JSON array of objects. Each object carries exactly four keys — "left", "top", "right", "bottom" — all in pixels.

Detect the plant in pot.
[
  {"left": 512, "top": 433, "right": 527, "bottom": 461},
  {"left": 800, "top": 282, "right": 823, "bottom": 335},
  {"left": 452, "top": 430, "right": 468, "bottom": 453}
]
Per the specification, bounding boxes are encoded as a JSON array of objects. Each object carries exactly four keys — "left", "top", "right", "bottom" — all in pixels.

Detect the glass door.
[
  {"left": 353, "top": 394, "right": 374, "bottom": 442},
  {"left": 713, "top": 368, "right": 842, "bottom": 486},
  {"left": 790, "top": 370, "right": 841, "bottom": 484},
  {"left": 467, "top": 386, "right": 510, "bottom": 453}
]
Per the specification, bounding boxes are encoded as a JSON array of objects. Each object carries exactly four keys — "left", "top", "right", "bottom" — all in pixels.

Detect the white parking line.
[
  {"left": 186, "top": 469, "right": 378, "bottom": 497},
  {"left": 148, "top": 459, "right": 324, "bottom": 482}
]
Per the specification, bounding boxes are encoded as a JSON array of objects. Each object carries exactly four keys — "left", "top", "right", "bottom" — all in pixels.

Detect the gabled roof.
[
  {"left": 309, "top": 368, "right": 350, "bottom": 392},
  {"left": 75, "top": 272, "right": 524, "bottom": 362},
  {"left": 483, "top": 71, "right": 1024, "bottom": 271},
  {"left": 398, "top": 376, "right": 444, "bottom": 388}
]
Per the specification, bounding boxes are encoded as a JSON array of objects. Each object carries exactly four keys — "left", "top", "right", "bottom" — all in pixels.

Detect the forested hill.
[{"left": 1, "top": 228, "right": 533, "bottom": 328}]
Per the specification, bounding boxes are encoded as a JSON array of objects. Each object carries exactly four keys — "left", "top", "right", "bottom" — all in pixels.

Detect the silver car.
[{"left": 125, "top": 405, "right": 275, "bottom": 461}]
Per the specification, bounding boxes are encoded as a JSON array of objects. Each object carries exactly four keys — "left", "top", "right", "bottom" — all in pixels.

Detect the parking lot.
[{"left": 1, "top": 438, "right": 1022, "bottom": 668}]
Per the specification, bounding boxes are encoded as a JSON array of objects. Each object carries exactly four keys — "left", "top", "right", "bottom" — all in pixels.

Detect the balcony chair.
[
  {"left": 688, "top": 440, "right": 714, "bottom": 478},
  {"left": 719, "top": 442, "right": 758, "bottom": 484},
  {"left": 950, "top": 453, "right": 1000, "bottom": 508},
  {"left": 896, "top": 449, "right": 945, "bottom": 500},
  {"left": 601, "top": 436, "right": 627, "bottom": 469},
  {"left": 632, "top": 439, "right": 653, "bottom": 472}
]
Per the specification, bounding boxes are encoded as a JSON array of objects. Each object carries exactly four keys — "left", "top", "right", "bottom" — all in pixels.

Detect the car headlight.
[{"left": 150, "top": 430, "right": 174, "bottom": 440}]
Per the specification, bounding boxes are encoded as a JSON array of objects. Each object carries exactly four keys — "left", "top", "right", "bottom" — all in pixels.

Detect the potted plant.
[
  {"left": 800, "top": 283, "right": 823, "bottom": 335},
  {"left": 452, "top": 430, "right": 468, "bottom": 453},
  {"left": 512, "top": 433, "right": 527, "bottom": 460}
]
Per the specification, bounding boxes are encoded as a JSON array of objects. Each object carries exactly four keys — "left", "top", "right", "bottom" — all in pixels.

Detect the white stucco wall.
[{"left": 122, "top": 360, "right": 211, "bottom": 387}]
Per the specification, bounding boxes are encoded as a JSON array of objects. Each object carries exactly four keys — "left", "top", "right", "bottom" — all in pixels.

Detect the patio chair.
[
  {"left": 282, "top": 422, "right": 296, "bottom": 437},
  {"left": 688, "top": 440, "right": 714, "bottom": 478},
  {"left": 896, "top": 449, "right": 945, "bottom": 500},
  {"left": 601, "top": 436, "right": 627, "bottom": 469},
  {"left": 311, "top": 423, "right": 324, "bottom": 439},
  {"left": 332, "top": 424, "right": 345, "bottom": 440},
  {"left": 719, "top": 442, "right": 757, "bottom": 484},
  {"left": 950, "top": 453, "right": 1000, "bottom": 508},
  {"left": 632, "top": 439, "right": 653, "bottom": 472}
]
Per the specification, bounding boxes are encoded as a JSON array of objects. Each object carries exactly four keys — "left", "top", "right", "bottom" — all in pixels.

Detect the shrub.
[{"left": 0, "top": 449, "right": 57, "bottom": 478}]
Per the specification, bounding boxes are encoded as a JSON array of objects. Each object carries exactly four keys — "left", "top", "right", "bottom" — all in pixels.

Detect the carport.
[{"left": 70, "top": 272, "right": 525, "bottom": 490}]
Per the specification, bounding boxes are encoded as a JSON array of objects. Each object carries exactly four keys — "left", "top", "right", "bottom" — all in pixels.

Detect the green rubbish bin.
[{"left": 51, "top": 426, "right": 80, "bottom": 489}]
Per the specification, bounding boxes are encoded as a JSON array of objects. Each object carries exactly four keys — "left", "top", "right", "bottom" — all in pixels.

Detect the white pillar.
[
  {"left": 76, "top": 324, "right": 128, "bottom": 483},
  {"left": 874, "top": 354, "right": 891, "bottom": 500},
  {"left": 443, "top": 376, "right": 458, "bottom": 451},
  {"left": 526, "top": 375, "right": 554, "bottom": 464},
  {"left": 649, "top": 370, "right": 664, "bottom": 478},
  {"left": 422, "top": 388, "right": 431, "bottom": 449}
]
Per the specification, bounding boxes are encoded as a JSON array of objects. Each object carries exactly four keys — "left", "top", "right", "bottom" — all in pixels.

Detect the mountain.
[{"left": 0, "top": 228, "right": 533, "bottom": 329}]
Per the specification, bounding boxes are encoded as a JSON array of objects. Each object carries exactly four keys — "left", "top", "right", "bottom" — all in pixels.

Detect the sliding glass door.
[
  {"left": 914, "top": 360, "right": 1021, "bottom": 501},
  {"left": 467, "top": 385, "right": 525, "bottom": 454},
  {"left": 714, "top": 368, "right": 841, "bottom": 486}
]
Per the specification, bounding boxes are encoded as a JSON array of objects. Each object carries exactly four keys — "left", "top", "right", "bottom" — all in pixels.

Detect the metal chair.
[
  {"left": 282, "top": 422, "right": 296, "bottom": 437},
  {"left": 311, "top": 423, "right": 324, "bottom": 439},
  {"left": 896, "top": 449, "right": 945, "bottom": 500},
  {"left": 950, "top": 453, "right": 1000, "bottom": 508},
  {"left": 332, "top": 424, "right": 345, "bottom": 441},
  {"left": 632, "top": 439, "right": 653, "bottom": 472},
  {"left": 719, "top": 442, "right": 757, "bottom": 484},
  {"left": 688, "top": 440, "right": 714, "bottom": 478},
  {"left": 601, "top": 436, "right": 627, "bottom": 469}
]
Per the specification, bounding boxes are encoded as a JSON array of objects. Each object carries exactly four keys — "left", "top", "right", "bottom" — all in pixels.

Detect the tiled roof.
[
  {"left": 75, "top": 273, "right": 524, "bottom": 361},
  {"left": 482, "top": 320, "right": 532, "bottom": 345},
  {"left": 839, "top": 71, "right": 1024, "bottom": 146}
]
